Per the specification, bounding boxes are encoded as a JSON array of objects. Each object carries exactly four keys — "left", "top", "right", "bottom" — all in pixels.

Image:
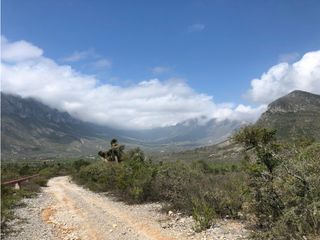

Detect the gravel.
[
  {"left": 2, "top": 192, "right": 57, "bottom": 240},
  {"left": 2, "top": 176, "right": 250, "bottom": 240}
]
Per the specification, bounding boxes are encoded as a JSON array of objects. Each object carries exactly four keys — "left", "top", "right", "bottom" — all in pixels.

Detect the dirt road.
[
  {"left": 42, "top": 176, "right": 179, "bottom": 240},
  {"left": 5, "top": 176, "right": 249, "bottom": 240}
]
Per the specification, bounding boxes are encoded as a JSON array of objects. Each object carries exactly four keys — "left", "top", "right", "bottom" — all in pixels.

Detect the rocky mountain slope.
[
  {"left": 161, "top": 90, "right": 320, "bottom": 163},
  {"left": 257, "top": 90, "right": 320, "bottom": 140},
  {"left": 1, "top": 93, "right": 117, "bottom": 160}
]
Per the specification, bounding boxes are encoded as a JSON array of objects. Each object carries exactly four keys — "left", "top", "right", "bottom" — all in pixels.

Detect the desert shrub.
[
  {"left": 153, "top": 161, "right": 196, "bottom": 212},
  {"left": 192, "top": 197, "right": 216, "bottom": 232},
  {"left": 76, "top": 162, "right": 109, "bottom": 191},
  {"left": 153, "top": 160, "right": 245, "bottom": 218},
  {"left": 268, "top": 143, "right": 320, "bottom": 239},
  {"left": 74, "top": 148, "right": 157, "bottom": 202},
  {"left": 192, "top": 160, "right": 213, "bottom": 174},
  {"left": 39, "top": 165, "right": 60, "bottom": 178},
  {"left": 1, "top": 186, "right": 20, "bottom": 221},
  {"left": 117, "top": 152, "right": 157, "bottom": 202},
  {"left": 72, "top": 148, "right": 245, "bottom": 231},
  {"left": 1, "top": 163, "right": 23, "bottom": 181},
  {"left": 18, "top": 164, "right": 32, "bottom": 176},
  {"left": 234, "top": 126, "right": 283, "bottom": 228},
  {"left": 235, "top": 126, "right": 320, "bottom": 239},
  {"left": 72, "top": 159, "right": 91, "bottom": 172},
  {"left": 31, "top": 175, "right": 48, "bottom": 187},
  {"left": 202, "top": 172, "right": 246, "bottom": 218}
]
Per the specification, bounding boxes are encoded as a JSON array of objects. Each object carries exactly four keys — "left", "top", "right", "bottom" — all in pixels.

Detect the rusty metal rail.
[{"left": 1, "top": 174, "right": 40, "bottom": 189}]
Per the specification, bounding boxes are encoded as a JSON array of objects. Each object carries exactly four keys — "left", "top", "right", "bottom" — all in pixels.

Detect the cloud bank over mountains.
[{"left": 1, "top": 36, "right": 319, "bottom": 129}]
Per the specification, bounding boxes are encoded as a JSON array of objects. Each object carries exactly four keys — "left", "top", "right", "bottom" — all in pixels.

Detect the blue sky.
[{"left": 2, "top": 0, "right": 320, "bottom": 129}]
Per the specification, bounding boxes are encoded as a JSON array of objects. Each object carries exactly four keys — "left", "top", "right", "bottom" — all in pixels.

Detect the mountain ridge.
[
  {"left": 257, "top": 90, "right": 320, "bottom": 140},
  {"left": 1, "top": 92, "right": 242, "bottom": 160}
]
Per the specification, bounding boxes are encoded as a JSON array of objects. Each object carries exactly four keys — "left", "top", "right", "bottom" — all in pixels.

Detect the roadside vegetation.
[
  {"left": 2, "top": 126, "right": 319, "bottom": 239},
  {"left": 72, "top": 145, "right": 246, "bottom": 232},
  {"left": 72, "top": 128, "right": 320, "bottom": 239},
  {"left": 234, "top": 126, "right": 320, "bottom": 239}
]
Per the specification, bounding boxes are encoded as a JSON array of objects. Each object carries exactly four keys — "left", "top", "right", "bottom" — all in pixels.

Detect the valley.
[{"left": 1, "top": 90, "right": 320, "bottom": 240}]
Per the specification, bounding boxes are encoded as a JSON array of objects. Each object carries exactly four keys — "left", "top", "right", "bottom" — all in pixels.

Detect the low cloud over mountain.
[
  {"left": 1, "top": 36, "right": 268, "bottom": 129},
  {"left": 2, "top": 37, "right": 319, "bottom": 130}
]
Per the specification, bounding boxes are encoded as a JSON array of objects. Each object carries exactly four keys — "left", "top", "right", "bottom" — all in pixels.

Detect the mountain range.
[
  {"left": 162, "top": 90, "right": 320, "bottom": 163},
  {"left": 1, "top": 90, "right": 319, "bottom": 161},
  {"left": 1, "top": 93, "right": 243, "bottom": 160}
]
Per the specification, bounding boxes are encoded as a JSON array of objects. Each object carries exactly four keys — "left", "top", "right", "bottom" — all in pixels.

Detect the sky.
[{"left": 1, "top": 0, "right": 320, "bottom": 129}]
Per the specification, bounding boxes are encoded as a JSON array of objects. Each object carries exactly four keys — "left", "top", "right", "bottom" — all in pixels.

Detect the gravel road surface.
[{"left": 4, "top": 176, "right": 250, "bottom": 240}]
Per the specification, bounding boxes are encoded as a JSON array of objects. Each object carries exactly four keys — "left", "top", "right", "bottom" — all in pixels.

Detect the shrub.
[
  {"left": 192, "top": 197, "right": 216, "bottom": 232},
  {"left": 235, "top": 126, "right": 320, "bottom": 239},
  {"left": 32, "top": 176, "right": 48, "bottom": 187},
  {"left": 73, "top": 159, "right": 90, "bottom": 172},
  {"left": 74, "top": 149, "right": 158, "bottom": 202},
  {"left": 153, "top": 161, "right": 245, "bottom": 217},
  {"left": 270, "top": 143, "right": 320, "bottom": 239},
  {"left": 39, "top": 165, "right": 62, "bottom": 178},
  {"left": 72, "top": 148, "right": 246, "bottom": 231},
  {"left": 119, "top": 155, "right": 157, "bottom": 202},
  {"left": 203, "top": 172, "right": 246, "bottom": 218},
  {"left": 153, "top": 161, "right": 198, "bottom": 213}
]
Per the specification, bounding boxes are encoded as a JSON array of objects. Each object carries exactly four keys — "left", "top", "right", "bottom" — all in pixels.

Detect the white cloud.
[
  {"left": 1, "top": 36, "right": 43, "bottom": 62},
  {"left": 90, "top": 58, "right": 112, "bottom": 69},
  {"left": 61, "top": 48, "right": 112, "bottom": 69},
  {"left": 61, "top": 49, "right": 96, "bottom": 62},
  {"left": 151, "top": 66, "right": 170, "bottom": 74},
  {"left": 247, "top": 50, "right": 320, "bottom": 103},
  {"left": 188, "top": 24, "right": 205, "bottom": 33},
  {"left": 278, "top": 52, "right": 300, "bottom": 63},
  {"left": 1, "top": 37, "right": 265, "bottom": 129}
]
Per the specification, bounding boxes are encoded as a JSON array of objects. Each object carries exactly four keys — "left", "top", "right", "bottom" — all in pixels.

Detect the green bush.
[
  {"left": 73, "top": 148, "right": 158, "bottom": 202},
  {"left": 119, "top": 155, "right": 157, "bottom": 202},
  {"left": 202, "top": 172, "right": 246, "bottom": 218},
  {"left": 39, "top": 165, "right": 61, "bottom": 178},
  {"left": 192, "top": 197, "right": 216, "bottom": 232},
  {"left": 77, "top": 162, "right": 110, "bottom": 191},
  {"left": 73, "top": 159, "right": 90, "bottom": 172},
  {"left": 71, "top": 146, "right": 249, "bottom": 233},
  {"left": 153, "top": 161, "right": 196, "bottom": 212},
  {"left": 269, "top": 143, "right": 320, "bottom": 239},
  {"left": 31, "top": 176, "right": 48, "bottom": 187},
  {"left": 235, "top": 126, "right": 320, "bottom": 239},
  {"left": 72, "top": 149, "right": 245, "bottom": 227},
  {"left": 153, "top": 161, "right": 245, "bottom": 217}
]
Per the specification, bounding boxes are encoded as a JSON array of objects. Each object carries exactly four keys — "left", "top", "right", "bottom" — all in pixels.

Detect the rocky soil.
[{"left": 3, "top": 176, "right": 250, "bottom": 240}]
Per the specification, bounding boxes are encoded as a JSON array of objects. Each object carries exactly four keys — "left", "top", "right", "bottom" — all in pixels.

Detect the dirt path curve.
[
  {"left": 5, "top": 176, "right": 249, "bottom": 240},
  {"left": 41, "top": 176, "right": 250, "bottom": 240},
  {"left": 42, "top": 176, "right": 179, "bottom": 240}
]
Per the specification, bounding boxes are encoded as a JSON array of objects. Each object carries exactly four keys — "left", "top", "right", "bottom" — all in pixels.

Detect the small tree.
[
  {"left": 234, "top": 126, "right": 284, "bottom": 228},
  {"left": 98, "top": 138, "right": 125, "bottom": 163}
]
